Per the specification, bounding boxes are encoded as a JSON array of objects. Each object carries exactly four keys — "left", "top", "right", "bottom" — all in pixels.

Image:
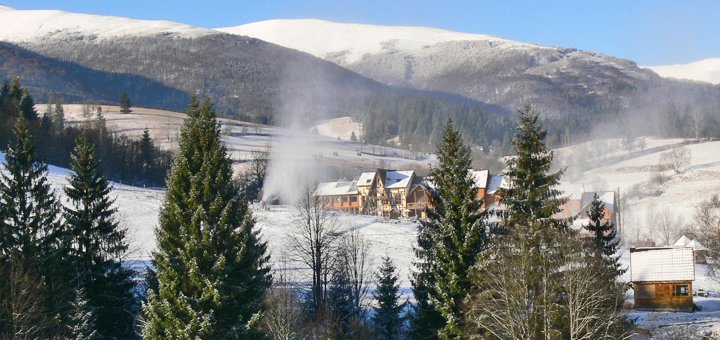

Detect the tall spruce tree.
[
  {"left": 65, "top": 287, "right": 99, "bottom": 340},
  {"left": 412, "top": 119, "right": 486, "bottom": 339},
  {"left": 583, "top": 194, "right": 624, "bottom": 277},
  {"left": 503, "top": 105, "right": 566, "bottom": 228},
  {"left": 64, "top": 133, "right": 137, "bottom": 338},
  {"left": 372, "top": 256, "right": 405, "bottom": 340},
  {"left": 18, "top": 90, "right": 37, "bottom": 121},
  {"left": 0, "top": 113, "right": 67, "bottom": 337},
  {"left": 119, "top": 93, "right": 132, "bottom": 113},
  {"left": 143, "top": 97, "right": 271, "bottom": 339},
  {"left": 469, "top": 105, "right": 571, "bottom": 338}
]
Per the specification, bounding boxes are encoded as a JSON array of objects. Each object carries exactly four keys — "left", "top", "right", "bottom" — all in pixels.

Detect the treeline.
[
  {"left": 0, "top": 78, "right": 172, "bottom": 187},
  {"left": 357, "top": 92, "right": 514, "bottom": 153}
]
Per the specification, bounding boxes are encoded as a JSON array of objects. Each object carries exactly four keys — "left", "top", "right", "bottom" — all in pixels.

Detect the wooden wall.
[{"left": 633, "top": 282, "right": 693, "bottom": 311}]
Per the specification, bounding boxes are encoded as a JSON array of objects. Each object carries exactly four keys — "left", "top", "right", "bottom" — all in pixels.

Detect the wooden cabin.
[
  {"left": 315, "top": 180, "right": 361, "bottom": 213},
  {"left": 630, "top": 247, "right": 695, "bottom": 311}
]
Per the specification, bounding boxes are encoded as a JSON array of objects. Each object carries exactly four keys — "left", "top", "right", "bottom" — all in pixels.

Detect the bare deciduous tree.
[
  {"left": 0, "top": 257, "right": 54, "bottom": 339},
  {"left": 289, "top": 184, "right": 341, "bottom": 319},
  {"left": 647, "top": 207, "right": 684, "bottom": 246},
  {"left": 659, "top": 146, "right": 692, "bottom": 174},
  {"left": 337, "top": 229, "right": 373, "bottom": 317},
  {"left": 262, "top": 257, "right": 303, "bottom": 340}
]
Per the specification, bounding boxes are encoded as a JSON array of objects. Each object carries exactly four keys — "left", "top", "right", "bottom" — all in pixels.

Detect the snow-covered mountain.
[
  {"left": 218, "top": 19, "right": 720, "bottom": 117},
  {"left": 644, "top": 58, "right": 720, "bottom": 85},
  {"left": 0, "top": 5, "right": 215, "bottom": 42},
  {"left": 217, "top": 19, "right": 548, "bottom": 65}
]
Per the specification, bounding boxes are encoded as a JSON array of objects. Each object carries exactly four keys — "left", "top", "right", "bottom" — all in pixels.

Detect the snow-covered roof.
[
  {"left": 630, "top": 248, "right": 695, "bottom": 282},
  {"left": 486, "top": 175, "right": 507, "bottom": 194},
  {"left": 470, "top": 170, "right": 489, "bottom": 188},
  {"left": 357, "top": 172, "right": 376, "bottom": 186},
  {"left": 315, "top": 180, "right": 358, "bottom": 196},
  {"left": 687, "top": 239, "right": 708, "bottom": 251},
  {"left": 385, "top": 170, "right": 414, "bottom": 189},
  {"left": 673, "top": 235, "right": 692, "bottom": 247}
]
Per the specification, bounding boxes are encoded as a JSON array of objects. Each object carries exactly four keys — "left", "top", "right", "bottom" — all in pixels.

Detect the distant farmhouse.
[
  {"left": 630, "top": 247, "right": 695, "bottom": 311},
  {"left": 556, "top": 190, "right": 622, "bottom": 237},
  {"left": 315, "top": 168, "right": 506, "bottom": 219}
]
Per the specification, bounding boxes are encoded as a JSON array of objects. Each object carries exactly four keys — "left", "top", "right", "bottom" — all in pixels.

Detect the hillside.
[
  {"left": 0, "top": 42, "right": 189, "bottom": 110},
  {"left": 222, "top": 19, "right": 720, "bottom": 119},
  {"left": 555, "top": 137, "right": 720, "bottom": 245},
  {"left": 644, "top": 58, "right": 720, "bottom": 85}
]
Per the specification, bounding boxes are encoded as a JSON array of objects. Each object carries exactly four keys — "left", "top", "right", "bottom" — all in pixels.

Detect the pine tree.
[
  {"left": 468, "top": 105, "right": 571, "bottom": 338},
  {"left": 18, "top": 90, "right": 37, "bottom": 120},
  {"left": 53, "top": 101, "right": 65, "bottom": 131},
  {"left": 64, "top": 133, "right": 137, "bottom": 338},
  {"left": 140, "top": 128, "right": 154, "bottom": 180},
  {"left": 0, "top": 113, "right": 67, "bottom": 337},
  {"left": 372, "top": 256, "right": 405, "bottom": 340},
  {"left": 423, "top": 119, "right": 486, "bottom": 339},
  {"left": 328, "top": 258, "right": 355, "bottom": 337},
  {"left": 503, "top": 105, "right": 566, "bottom": 228},
  {"left": 143, "top": 97, "right": 271, "bottom": 339},
  {"left": 119, "top": 93, "right": 132, "bottom": 113},
  {"left": 65, "top": 287, "right": 99, "bottom": 340},
  {"left": 583, "top": 194, "right": 624, "bottom": 277}
]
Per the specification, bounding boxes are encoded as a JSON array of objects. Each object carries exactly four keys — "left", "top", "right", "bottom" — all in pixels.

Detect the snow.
[
  {"left": 357, "top": 172, "right": 376, "bottom": 187},
  {"left": 385, "top": 170, "right": 414, "bottom": 189},
  {"left": 471, "top": 169, "right": 490, "bottom": 188},
  {"left": 674, "top": 235, "right": 692, "bottom": 247},
  {"left": 217, "top": 19, "right": 546, "bottom": 65},
  {"left": 312, "top": 116, "right": 362, "bottom": 141},
  {"left": 315, "top": 180, "right": 358, "bottom": 196},
  {"left": 630, "top": 248, "right": 695, "bottom": 282},
  {"left": 0, "top": 7, "right": 215, "bottom": 43},
  {"left": 644, "top": 58, "right": 720, "bottom": 85}
]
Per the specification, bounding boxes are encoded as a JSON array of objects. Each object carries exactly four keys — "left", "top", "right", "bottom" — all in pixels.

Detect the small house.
[
  {"left": 315, "top": 180, "right": 361, "bottom": 214},
  {"left": 630, "top": 247, "right": 695, "bottom": 311}
]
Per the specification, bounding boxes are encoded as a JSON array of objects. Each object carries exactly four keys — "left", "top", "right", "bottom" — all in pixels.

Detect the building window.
[
  {"left": 350, "top": 196, "right": 358, "bottom": 203},
  {"left": 674, "top": 285, "right": 689, "bottom": 296},
  {"left": 342, "top": 196, "right": 348, "bottom": 203}
]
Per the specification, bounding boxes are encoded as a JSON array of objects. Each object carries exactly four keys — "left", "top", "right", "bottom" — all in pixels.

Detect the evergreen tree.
[
  {"left": 424, "top": 119, "right": 487, "bottom": 339},
  {"left": 64, "top": 133, "right": 137, "bottom": 338},
  {"left": 328, "top": 258, "right": 355, "bottom": 337},
  {"left": 65, "top": 287, "right": 99, "bottom": 340},
  {"left": 350, "top": 131, "right": 358, "bottom": 142},
  {"left": 53, "top": 101, "right": 65, "bottom": 131},
  {"left": 372, "top": 256, "right": 405, "bottom": 340},
  {"left": 503, "top": 105, "right": 566, "bottom": 228},
  {"left": 18, "top": 90, "right": 37, "bottom": 120},
  {"left": 143, "top": 97, "right": 271, "bottom": 339},
  {"left": 410, "top": 213, "right": 444, "bottom": 339},
  {"left": 140, "top": 128, "right": 154, "bottom": 179},
  {"left": 0, "top": 113, "right": 67, "bottom": 337},
  {"left": 583, "top": 194, "right": 624, "bottom": 277},
  {"left": 119, "top": 93, "right": 132, "bottom": 113}
]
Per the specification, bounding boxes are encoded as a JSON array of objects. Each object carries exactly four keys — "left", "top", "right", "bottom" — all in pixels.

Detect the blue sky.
[{"left": 3, "top": 0, "right": 719, "bottom": 65}]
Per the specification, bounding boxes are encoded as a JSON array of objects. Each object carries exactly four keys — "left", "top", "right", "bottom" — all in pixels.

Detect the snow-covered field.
[{"left": 53, "top": 104, "right": 434, "bottom": 174}]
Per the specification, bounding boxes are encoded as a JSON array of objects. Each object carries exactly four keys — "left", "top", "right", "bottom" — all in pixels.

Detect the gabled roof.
[
  {"left": 673, "top": 235, "right": 692, "bottom": 247},
  {"left": 486, "top": 175, "right": 507, "bottom": 194},
  {"left": 315, "top": 180, "right": 358, "bottom": 196},
  {"left": 357, "top": 172, "right": 376, "bottom": 187},
  {"left": 630, "top": 247, "right": 695, "bottom": 282},
  {"left": 385, "top": 170, "right": 414, "bottom": 189},
  {"left": 470, "top": 170, "right": 489, "bottom": 188},
  {"left": 687, "top": 239, "right": 708, "bottom": 251}
]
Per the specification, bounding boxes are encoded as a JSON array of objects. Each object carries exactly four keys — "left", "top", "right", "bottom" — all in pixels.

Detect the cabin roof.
[
  {"left": 315, "top": 180, "right": 358, "bottom": 196},
  {"left": 580, "top": 191, "right": 615, "bottom": 212},
  {"left": 470, "top": 170, "right": 490, "bottom": 188},
  {"left": 630, "top": 247, "right": 695, "bottom": 282},
  {"left": 385, "top": 170, "right": 414, "bottom": 189},
  {"left": 486, "top": 175, "right": 507, "bottom": 194},
  {"left": 357, "top": 172, "right": 376, "bottom": 186}
]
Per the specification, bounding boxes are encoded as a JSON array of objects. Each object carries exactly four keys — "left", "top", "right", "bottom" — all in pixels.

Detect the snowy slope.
[
  {"left": 217, "top": 19, "right": 545, "bottom": 65},
  {"left": 0, "top": 6, "right": 215, "bottom": 42},
  {"left": 644, "top": 58, "right": 720, "bottom": 85}
]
